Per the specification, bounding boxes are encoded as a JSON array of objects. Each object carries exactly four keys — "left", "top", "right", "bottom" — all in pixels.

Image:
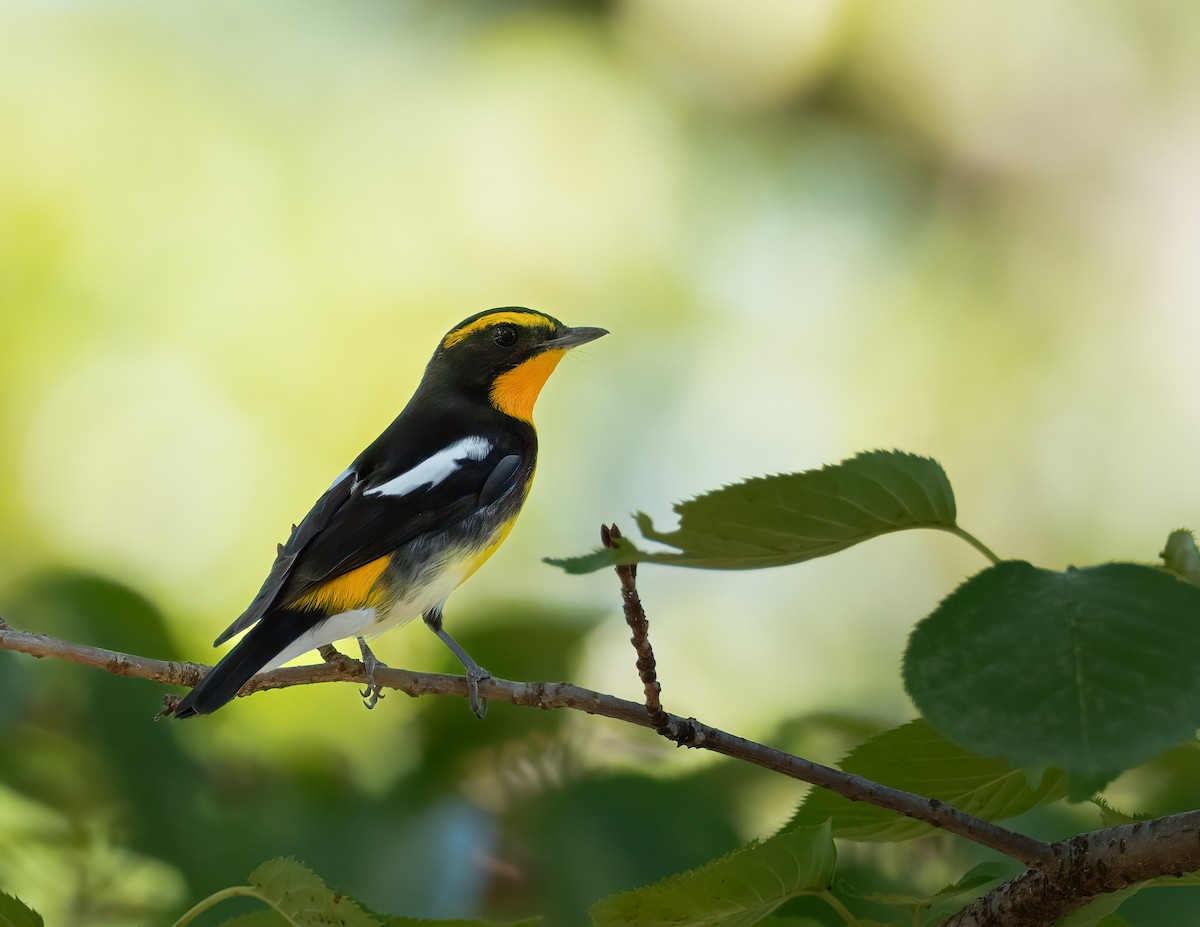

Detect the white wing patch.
[{"left": 364, "top": 436, "right": 492, "bottom": 498}]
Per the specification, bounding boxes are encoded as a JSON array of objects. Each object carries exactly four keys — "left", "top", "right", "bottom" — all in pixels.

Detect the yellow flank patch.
[
  {"left": 291, "top": 555, "right": 391, "bottom": 613},
  {"left": 442, "top": 311, "right": 554, "bottom": 349},
  {"left": 490, "top": 349, "right": 565, "bottom": 421},
  {"left": 462, "top": 514, "right": 523, "bottom": 583}
]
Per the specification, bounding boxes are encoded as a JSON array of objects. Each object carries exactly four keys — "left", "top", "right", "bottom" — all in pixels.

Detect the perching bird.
[{"left": 173, "top": 307, "right": 607, "bottom": 720}]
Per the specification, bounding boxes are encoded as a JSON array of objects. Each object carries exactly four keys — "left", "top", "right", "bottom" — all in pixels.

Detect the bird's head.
[{"left": 426, "top": 307, "right": 608, "bottom": 421}]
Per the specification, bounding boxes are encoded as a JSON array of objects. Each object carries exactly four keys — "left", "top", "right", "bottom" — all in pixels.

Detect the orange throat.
[{"left": 490, "top": 349, "right": 566, "bottom": 421}]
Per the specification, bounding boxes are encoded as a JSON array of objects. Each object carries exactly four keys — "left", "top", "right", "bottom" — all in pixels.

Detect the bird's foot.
[
  {"left": 357, "top": 637, "right": 387, "bottom": 710},
  {"left": 466, "top": 665, "right": 491, "bottom": 719},
  {"left": 427, "top": 619, "right": 491, "bottom": 720}
]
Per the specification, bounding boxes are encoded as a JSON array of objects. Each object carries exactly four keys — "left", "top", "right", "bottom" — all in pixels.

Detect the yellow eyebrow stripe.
[{"left": 441, "top": 311, "right": 554, "bottom": 349}]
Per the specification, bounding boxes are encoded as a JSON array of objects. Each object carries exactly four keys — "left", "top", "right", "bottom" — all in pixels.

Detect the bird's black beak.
[{"left": 548, "top": 326, "right": 609, "bottom": 350}]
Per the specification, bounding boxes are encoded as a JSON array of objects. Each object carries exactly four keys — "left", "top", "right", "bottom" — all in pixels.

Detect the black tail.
[{"left": 174, "top": 610, "right": 318, "bottom": 718}]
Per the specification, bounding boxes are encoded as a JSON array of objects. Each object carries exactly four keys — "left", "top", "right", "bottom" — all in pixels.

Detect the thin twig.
[
  {"left": 0, "top": 621, "right": 1052, "bottom": 867},
  {"left": 602, "top": 523, "right": 671, "bottom": 734}
]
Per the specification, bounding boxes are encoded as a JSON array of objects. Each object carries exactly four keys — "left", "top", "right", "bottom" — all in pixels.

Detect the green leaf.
[
  {"left": 1053, "top": 889, "right": 1139, "bottom": 926},
  {"left": 237, "top": 860, "right": 537, "bottom": 927},
  {"left": 1104, "top": 740, "right": 1200, "bottom": 819},
  {"left": 0, "top": 893, "right": 43, "bottom": 927},
  {"left": 904, "top": 562, "right": 1200, "bottom": 796},
  {"left": 548, "top": 451, "right": 958, "bottom": 574},
  {"left": 928, "top": 862, "right": 1015, "bottom": 902},
  {"left": 787, "top": 720, "right": 1065, "bottom": 840},
  {"left": 834, "top": 862, "right": 1013, "bottom": 918},
  {"left": 218, "top": 914, "right": 290, "bottom": 927},
  {"left": 377, "top": 919, "right": 541, "bottom": 927},
  {"left": 1161, "top": 528, "right": 1200, "bottom": 585},
  {"left": 589, "top": 822, "right": 836, "bottom": 927},
  {"left": 753, "top": 919, "right": 833, "bottom": 927},
  {"left": 1147, "top": 870, "right": 1200, "bottom": 887},
  {"left": 248, "top": 858, "right": 381, "bottom": 927},
  {"left": 835, "top": 883, "right": 931, "bottom": 907},
  {"left": 1090, "top": 798, "right": 1144, "bottom": 827},
  {"left": 921, "top": 863, "right": 1017, "bottom": 923},
  {"left": 218, "top": 912, "right": 539, "bottom": 927},
  {"left": 546, "top": 533, "right": 641, "bottom": 574}
]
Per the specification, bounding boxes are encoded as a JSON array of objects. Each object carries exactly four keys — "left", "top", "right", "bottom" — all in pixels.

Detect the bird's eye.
[{"left": 493, "top": 324, "right": 519, "bottom": 348}]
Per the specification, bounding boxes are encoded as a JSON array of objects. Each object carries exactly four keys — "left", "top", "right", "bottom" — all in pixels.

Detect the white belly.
[{"left": 260, "top": 556, "right": 473, "bottom": 669}]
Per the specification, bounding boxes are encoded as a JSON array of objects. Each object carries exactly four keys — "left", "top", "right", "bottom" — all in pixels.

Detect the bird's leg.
[
  {"left": 423, "top": 607, "right": 490, "bottom": 719},
  {"left": 357, "top": 636, "right": 388, "bottom": 709}
]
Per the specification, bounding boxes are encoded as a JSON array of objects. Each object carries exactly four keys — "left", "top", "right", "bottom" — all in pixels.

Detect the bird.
[{"left": 173, "top": 307, "right": 607, "bottom": 720}]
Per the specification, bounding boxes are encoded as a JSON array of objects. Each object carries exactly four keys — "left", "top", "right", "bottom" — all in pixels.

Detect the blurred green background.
[{"left": 3, "top": 1, "right": 1200, "bottom": 924}]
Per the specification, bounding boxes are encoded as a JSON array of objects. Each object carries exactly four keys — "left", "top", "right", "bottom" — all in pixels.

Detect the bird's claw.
[
  {"left": 466, "top": 666, "right": 491, "bottom": 719},
  {"left": 357, "top": 637, "right": 387, "bottom": 710},
  {"left": 360, "top": 683, "right": 386, "bottom": 710}
]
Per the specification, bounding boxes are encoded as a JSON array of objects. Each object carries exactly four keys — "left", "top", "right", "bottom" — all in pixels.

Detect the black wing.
[{"left": 215, "top": 428, "right": 531, "bottom": 645}]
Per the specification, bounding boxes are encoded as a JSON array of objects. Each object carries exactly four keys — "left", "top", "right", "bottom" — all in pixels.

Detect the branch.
[
  {"left": 593, "top": 525, "right": 1200, "bottom": 921},
  {"left": 11, "top": 609, "right": 1200, "bottom": 922},
  {"left": 597, "top": 524, "right": 1053, "bottom": 869},
  {"left": 602, "top": 523, "right": 671, "bottom": 734},
  {"left": 0, "top": 619, "right": 1051, "bottom": 868},
  {"left": 942, "top": 812, "right": 1200, "bottom": 926},
  {"left": 6, "top": 624, "right": 1195, "bottom": 922}
]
